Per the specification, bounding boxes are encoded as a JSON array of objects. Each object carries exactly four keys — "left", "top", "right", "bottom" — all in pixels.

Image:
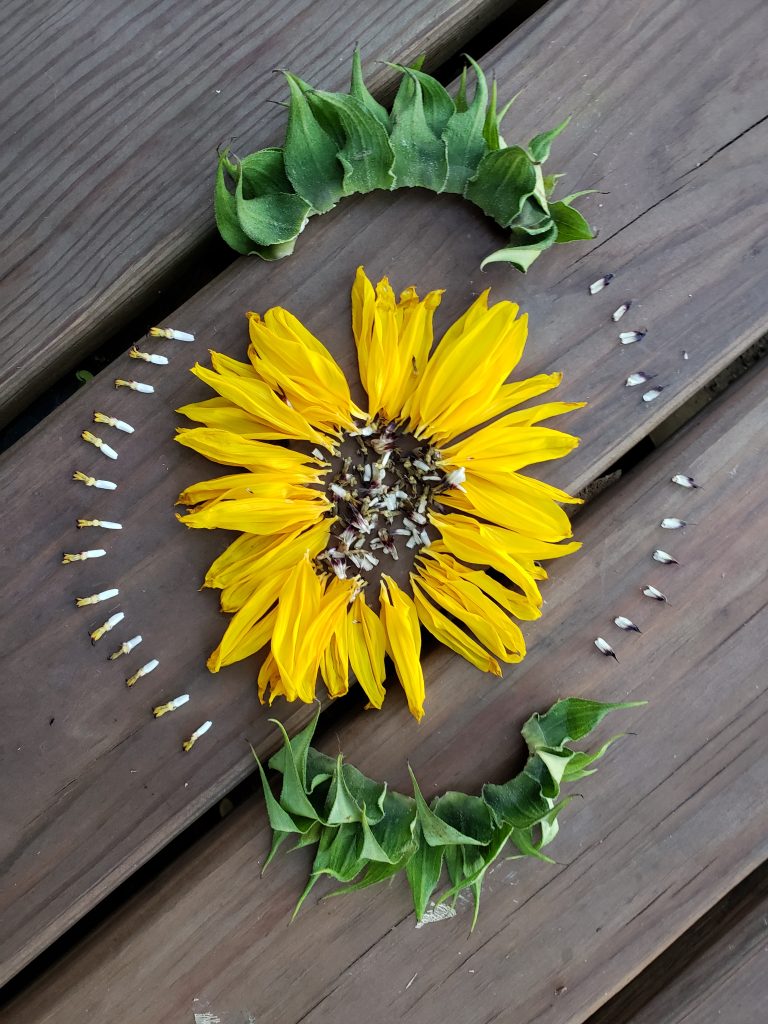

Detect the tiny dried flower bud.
[
  {"left": 149, "top": 327, "right": 195, "bottom": 342},
  {"left": 114, "top": 379, "right": 155, "bottom": 394},
  {"left": 126, "top": 659, "right": 159, "bottom": 687},
  {"left": 672, "top": 473, "right": 699, "bottom": 488},
  {"left": 614, "top": 615, "right": 641, "bottom": 633},
  {"left": 611, "top": 302, "right": 631, "bottom": 322},
  {"left": 619, "top": 330, "right": 647, "bottom": 345},
  {"left": 153, "top": 694, "right": 190, "bottom": 718},
  {"left": 62, "top": 548, "right": 106, "bottom": 564},
  {"left": 653, "top": 549, "right": 678, "bottom": 564},
  {"left": 642, "top": 584, "right": 668, "bottom": 602},
  {"left": 182, "top": 720, "right": 213, "bottom": 751},
  {"left": 660, "top": 517, "right": 686, "bottom": 529},
  {"left": 73, "top": 471, "right": 117, "bottom": 490},
  {"left": 108, "top": 635, "right": 142, "bottom": 660},
  {"left": 75, "top": 588, "right": 119, "bottom": 607},
  {"left": 594, "top": 637, "right": 618, "bottom": 660},
  {"left": 77, "top": 519, "right": 122, "bottom": 529},
  {"left": 642, "top": 387, "right": 664, "bottom": 403},
  {"left": 625, "top": 372, "right": 656, "bottom": 387},
  {"left": 90, "top": 611, "right": 125, "bottom": 643},
  {"left": 589, "top": 274, "right": 614, "bottom": 294},
  {"left": 130, "top": 345, "right": 169, "bottom": 365},
  {"left": 81, "top": 431, "right": 118, "bottom": 460},
  {"left": 93, "top": 412, "right": 134, "bottom": 433}
]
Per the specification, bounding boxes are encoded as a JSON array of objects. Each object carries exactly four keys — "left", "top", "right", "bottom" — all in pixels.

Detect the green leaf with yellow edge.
[
  {"left": 282, "top": 73, "right": 344, "bottom": 213},
  {"left": 305, "top": 91, "right": 395, "bottom": 195},
  {"left": 442, "top": 56, "right": 489, "bottom": 194},
  {"left": 406, "top": 823, "right": 445, "bottom": 920},
  {"left": 465, "top": 146, "right": 538, "bottom": 228},
  {"left": 529, "top": 116, "right": 572, "bottom": 163}
]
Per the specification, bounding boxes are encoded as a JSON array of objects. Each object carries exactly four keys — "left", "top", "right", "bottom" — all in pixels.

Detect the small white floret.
[
  {"left": 619, "top": 330, "right": 647, "bottom": 345},
  {"left": 126, "top": 659, "right": 159, "bottom": 687},
  {"left": 109, "top": 635, "right": 142, "bottom": 660},
  {"left": 183, "top": 720, "right": 213, "bottom": 751},
  {"left": 149, "top": 327, "right": 195, "bottom": 342},
  {"left": 75, "top": 588, "right": 119, "bottom": 607},
  {"left": 611, "top": 302, "right": 631, "bottom": 322},
  {"left": 624, "top": 372, "right": 655, "bottom": 387},
  {"left": 614, "top": 616, "right": 641, "bottom": 633},
  {"left": 672, "top": 473, "right": 699, "bottom": 488},
  {"left": 660, "top": 518, "right": 686, "bottom": 529},
  {"left": 594, "top": 637, "right": 618, "bottom": 660},
  {"left": 642, "top": 585, "right": 668, "bottom": 602},
  {"left": 653, "top": 549, "right": 678, "bottom": 564},
  {"left": 589, "top": 274, "right": 614, "bottom": 294}
]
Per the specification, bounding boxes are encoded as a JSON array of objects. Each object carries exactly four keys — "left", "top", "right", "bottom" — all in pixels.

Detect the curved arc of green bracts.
[
  {"left": 213, "top": 50, "right": 595, "bottom": 272},
  {"left": 256, "top": 698, "right": 645, "bottom": 928}
]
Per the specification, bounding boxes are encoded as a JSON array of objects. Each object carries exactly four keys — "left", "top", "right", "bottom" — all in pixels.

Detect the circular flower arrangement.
[{"left": 176, "top": 267, "right": 584, "bottom": 719}]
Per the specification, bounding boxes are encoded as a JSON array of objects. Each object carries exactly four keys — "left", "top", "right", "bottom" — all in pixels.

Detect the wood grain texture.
[
  {"left": 1, "top": 0, "right": 767, "bottom": 985},
  {"left": 0, "top": 0, "right": 510, "bottom": 426},
  {"left": 6, "top": 303, "right": 768, "bottom": 1024},
  {"left": 589, "top": 862, "right": 768, "bottom": 1024}
]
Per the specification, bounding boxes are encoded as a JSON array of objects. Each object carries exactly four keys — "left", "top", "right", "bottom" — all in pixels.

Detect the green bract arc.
[
  {"left": 214, "top": 50, "right": 595, "bottom": 272},
  {"left": 256, "top": 698, "right": 645, "bottom": 927}
]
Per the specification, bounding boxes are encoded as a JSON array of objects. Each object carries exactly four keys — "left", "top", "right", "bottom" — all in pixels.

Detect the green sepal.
[
  {"left": 455, "top": 65, "right": 468, "bottom": 113},
  {"left": 350, "top": 46, "right": 390, "bottom": 129},
  {"left": 251, "top": 745, "right": 301, "bottom": 836},
  {"left": 269, "top": 707, "right": 320, "bottom": 781},
  {"left": 234, "top": 174, "right": 310, "bottom": 246},
  {"left": 522, "top": 698, "right": 646, "bottom": 753},
  {"left": 282, "top": 73, "right": 344, "bottom": 213},
  {"left": 409, "top": 767, "right": 485, "bottom": 847},
  {"left": 550, "top": 200, "right": 595, "bottom": 243},
  {"left": 268, "top": 717, "right": 321, "bottom": 821},
  {"left": 406, "top": 823, "right": 445, "bottom": 920},
  {"left": 562, "top": 734, "right": 627, "bottom": 782},
  {"left": 388, "top": 70, "right": 449, "bottom": 192},
  {"left": 538, "top": 796, "right": 575, "bottom": 848},
  {"left": 366, "top": 789, "right": 417, "bottom": 862},
  {"left": 479, "top": 225, "right": 559, "bottom": 272},
  {"left": 510, "top": 827, "right": 555, "bottom": 864},
  {"left": 324, "top": 853, "right": 414, "bottom": 899},
  {"left": 325, "top": 755, "right": 364, "bottom": 825},
  {"left": 465, "top": 146, "right": 538, "bottom": 228},
  {"left": 528, "top": 116, "right": 572, "bottom": 163},
  {"left": 305, "top": 90, "right": 395, "bottom": 195},
  {"left": 442, "top": 56, "right": 489, "bottom": 194},
  {"left": 238, "top": 147, "right": 294, "bottom": 195},
  {"left": 341, "top": 761, "right": 388, "bottom": 824},
  {"left": 432, "top": 790, "right": 494, "bottom": 845},
  {"left": 214, "top": 154, "right": 253, "bottom": 255},
  {"left": 482, "top": 762, "right": 553, "bottom": 828}
]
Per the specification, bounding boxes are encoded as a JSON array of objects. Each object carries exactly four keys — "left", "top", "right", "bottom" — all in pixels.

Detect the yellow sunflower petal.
[
  {"left": 175, "top": 427, "right": 319, "bottom": 471},
  {"left": 271, "top": 556, "right": 324, "bottom": 702},
  {"left": 177, "top": 493, "right": 328, "bottom": 534},
  {"left": 207, "top": 575, "right": 287, "bottom": 672},
  {"left": 176, "top": 397, "right": 287, "bottom": 439},
  {"left": 440, "top": 473, "right": 575, "bottom": 542},
  {"left": 413, "top": 564, "right": 526, "bottom": 663},
  {"left": 440, "top": 424, "right": 580, "bottom": 473},
  {"left": 319, "top": 578, "right": 356, "bottom": 698},
  {"left": 347, "top": 591, "right": 387, "bottom": 709},
  {"left": 411, "top": 583, "right": 501, "bottom": 676},
  {"left": 351, "top": 265, "right": 376, "bottom": 386},
  {"left": 190, "top": 363, "right": 330, "bottom": 447},
  {"left": 417, "top": 545, "right": 542, "bottom": 622},
  {"left": 431, "top": 511, "right": 581, "bottom": 566},
  {"left": 379, "top": 575, "right": 425, "bottom": 722},
  {"left": 209, "top": 351, "right": 262, "bottom": 379}
]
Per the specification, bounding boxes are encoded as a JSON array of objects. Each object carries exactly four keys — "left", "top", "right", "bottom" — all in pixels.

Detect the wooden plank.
[
  {"left": 1, "top": 0, "right": 767, "bottom": 985},
  {"left": 6, "top": 295, "right": 768, "bottom": 1024},
  {"left": 0, "top": 0, "right": 509, "bottom": 425},
  {"left": 589, "top": 862, "right": 768, "bottom": 1024}
]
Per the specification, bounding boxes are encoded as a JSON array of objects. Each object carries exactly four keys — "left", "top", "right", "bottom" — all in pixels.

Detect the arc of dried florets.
[{"left": 214, "top": 50, "right": 594, "bottom": 272}]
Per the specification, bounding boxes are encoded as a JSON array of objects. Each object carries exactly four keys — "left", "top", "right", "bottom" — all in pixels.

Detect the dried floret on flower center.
[
  {"left": 175, "top": 267, "right": 584, "bottom": 720},
  {"left": 316, "top": 423, "right": 458, "bottom": 583}
]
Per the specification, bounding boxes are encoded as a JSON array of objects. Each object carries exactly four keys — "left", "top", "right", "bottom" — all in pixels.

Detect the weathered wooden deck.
[{"left": 1, "top": 0, "right": 767, "bottom": 1020}]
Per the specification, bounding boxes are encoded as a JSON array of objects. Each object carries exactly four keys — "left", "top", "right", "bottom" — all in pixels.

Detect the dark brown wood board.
[
  {"left": 6, "top": 300, "right": 768, "bottom": 1024},
  {"left": 0, "top": 0, "right": 509, "bottom": 425},
  {"left": 590, "top": 863, "right": 768, "bottom": 1024},
  {"left": 2, "top": 0, "right": 767, "bottom": 986}
]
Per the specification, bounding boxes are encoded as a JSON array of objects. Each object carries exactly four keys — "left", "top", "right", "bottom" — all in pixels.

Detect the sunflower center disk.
[{"left": 315, "top": 422, "right": 452, "bottom": 586}]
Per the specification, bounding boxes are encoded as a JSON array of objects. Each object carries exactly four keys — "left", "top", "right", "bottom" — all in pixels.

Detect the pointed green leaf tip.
[
  {"left": 212, "top": 49, "right": 592, "bottom": 272},
  {"left": 255, "top": 697, "right": 644, "bottom": 924}
]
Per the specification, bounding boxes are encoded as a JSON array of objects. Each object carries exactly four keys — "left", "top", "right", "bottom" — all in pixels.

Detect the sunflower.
[{"left": 176, "top": 268, "right": 584, "bottom": 720}]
